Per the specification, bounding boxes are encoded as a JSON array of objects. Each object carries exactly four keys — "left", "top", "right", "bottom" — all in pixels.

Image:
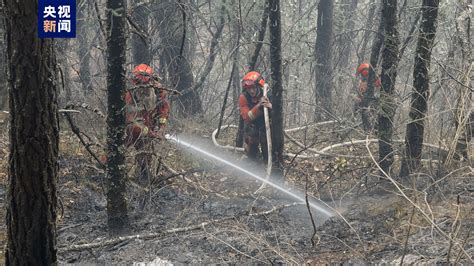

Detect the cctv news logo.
[{"left": 38, "top": 0, "right": 76, "bottom": 38}]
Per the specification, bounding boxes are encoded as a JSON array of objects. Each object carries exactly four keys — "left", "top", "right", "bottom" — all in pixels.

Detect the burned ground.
[{"left": 0, "top": 119, "right": 472, "bottom": 264}]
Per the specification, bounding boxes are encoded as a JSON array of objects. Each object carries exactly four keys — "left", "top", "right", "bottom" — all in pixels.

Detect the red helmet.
[
  {"left": 133, "top": 64, "right": 154, "bottom": 83},
  {"left": 356, "top": 63, "right": 370, "bottom": 77},
  {"left": 242, "top": 71, "right": 265, "bottom": 90}
]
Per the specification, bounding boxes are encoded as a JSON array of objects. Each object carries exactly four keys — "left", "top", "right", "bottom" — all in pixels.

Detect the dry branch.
[
  {"left": 62, "top": 111, "right": 105, "bottom": 169},
  {"left": 364, "top": 138, "right": 473, "bottom": 263}
]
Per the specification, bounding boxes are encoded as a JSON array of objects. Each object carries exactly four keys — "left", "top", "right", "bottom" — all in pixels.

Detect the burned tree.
[
  {"left": 105, "top": 0, "right": 129, "bottom": 233},
  {"left": 400, "top": 0, "right": 439, "bottom": 178},
  {"left": 155, "top": 0, "right": 203, "bottom": 116},
  {"left": 269, "top": 0, "right": 285, "bottom": 174},
  {"left": 314, "top": 0, "right": 334, "bottom": 121},
  {"left": 4, "top": 0, "right": 59, "bottom": 263},
  {"left": 377, "top": 0, "right": 400, "bottom": 174},
  {"left": 361, "top": 6, "right": 384, "bottom": 132},
  {"left": 0, "top": 14, "right": 7, "bottom": 111}
]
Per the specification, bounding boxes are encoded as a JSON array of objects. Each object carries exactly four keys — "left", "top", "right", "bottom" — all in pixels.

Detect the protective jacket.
[{"left": 125, "top": 81, "right": 170, "bottom": 146}]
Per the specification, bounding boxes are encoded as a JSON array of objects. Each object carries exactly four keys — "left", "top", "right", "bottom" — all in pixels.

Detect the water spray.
[{"left": 165, "top": 134, "right": 335, "bottom": 218}]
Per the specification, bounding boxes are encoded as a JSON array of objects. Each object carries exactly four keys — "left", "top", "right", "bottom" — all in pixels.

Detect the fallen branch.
[
  {"left": 284, "top": 131, "right": 370, "bottom": 159},
  {"left": 284, "top": 120, "right": 337, "bottom": 133},
  {"left": 60, "top": 202, "right": 301, "bottom": 252}
]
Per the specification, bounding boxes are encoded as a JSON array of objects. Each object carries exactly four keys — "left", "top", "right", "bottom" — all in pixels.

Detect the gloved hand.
[{"left": 258, "top": 96, "right": 272, "bottom": 109}]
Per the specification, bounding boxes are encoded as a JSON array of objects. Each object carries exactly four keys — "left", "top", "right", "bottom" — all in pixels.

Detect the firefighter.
[
  {"left": 125, "top": 64, "right": 170, "bottom": 183},
  {"left": 354, "top": 63, "right": 381, "bottom": 113},
  {"left": 239, "top": 71, "right": 272, "bottom": 163}
]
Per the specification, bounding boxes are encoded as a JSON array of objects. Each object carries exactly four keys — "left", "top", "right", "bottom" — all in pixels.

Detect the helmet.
[
  {"left": 133, "top": 64, "right": 154, "bottom": 83},
  {"left": 242, "top": 71, "right": 265, "bottom": 90},
  {"left": 356, "top": 63, "right": 370, "bottom": 77}
]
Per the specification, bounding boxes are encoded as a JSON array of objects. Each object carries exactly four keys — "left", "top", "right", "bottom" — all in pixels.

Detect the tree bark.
[
  {"left": 269, "top": 0, "right": 285, "bottom": 175},
  {"left": 314, "top": 0, "right": 334, "bottom": 121},
  {"left": 0, "top": 15, "right": 7, "bottom": 111},
  {"left": 377, "top": 0, "right": 400, "bottom": 174},
  {"left": 399, "top": 0, "right": 439, "bottom": 177},
  {"left": 4, "top": 0, "right": 59, "bottom": 263},
  {"left": 106, "top": 0, "right": 129, "bottom": 233},
  {"left": 399, "top": 0, "right": 439, "bottom": 178}
]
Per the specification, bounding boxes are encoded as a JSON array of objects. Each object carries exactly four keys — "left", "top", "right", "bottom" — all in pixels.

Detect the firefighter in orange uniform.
[
  {"left": 354, "top": 63, "right": 381, "bottom": 113},
  {"left": 239, "top": 71, "right": 272, "bottom": 163},
  {"left": 125, "top": 64, "right": 170, "bottom": 183}
]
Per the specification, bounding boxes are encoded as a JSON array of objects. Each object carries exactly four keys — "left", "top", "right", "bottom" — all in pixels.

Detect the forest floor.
[{"left": 0, "top": 118, "right": 472, "bottom": 264}]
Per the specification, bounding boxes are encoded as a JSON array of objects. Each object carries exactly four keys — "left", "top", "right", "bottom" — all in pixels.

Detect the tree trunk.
[
  {"left": 360, "top": 5, "right": 384, "bottom": 132},
  {"left": 78, "top": 0, "right": 92, "bottom": 92},
  {"left": 248, "top": 0, "right": 270, "bottom": 71},
  {"left": 156, "top": 0, "right": 202, "bottom": 116},
  {"left": 131, "top": 0, "right": 151, "bottom": 65},
  {"left": 339, "top": 0, "right": 358, "bottom": 67},
  {"left": 0, "top": 14, "right": 7, "bottom": 111},
  {"left": 57, "top": 39, "right": 72, "bottom": 102},
  {"left": 314, "top": 0, "right": 334, "bottom": 121},
  {"left": 377, "top": 0, "right": 400, "bottom": 174},
  {"left": 399, "top": 0, "right": 439, "bottom": 178},
  {"left": 4, "top": 0, "right": 59, "bottom": 263},
  {"left": 269, "top": 0, "right": 285, "bottom": 175},
  {"left": 231, "top": 0, "right": 243, "bottom": 120},
  {"left": 106, "top": 0, "right": 129, "bottom": 233},
  {"left": 453, "top": 2, "right": 473, "bottom": 162},
  {"left": 189, "top": 1, "right": 225, "bottom": 93},
  {"left": 357, "top": 0, "right": 377, "bottom": 65}
]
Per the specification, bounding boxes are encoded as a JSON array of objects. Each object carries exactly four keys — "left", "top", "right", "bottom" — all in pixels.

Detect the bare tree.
[
  {"left": 361, "top": 5, "right": 384, "bottom": 132},
  {"left": 78, "top": 0, "right": 93, "bottom": 92},
  {"left": 105, "top": 0, "right": 129, "bottom": 233},
  {"left": 453, "top": 2, "right": 473, "bottom": 162},
  {"left": 377, "top": 0, "right": 400, "bottom": 174},
  {"left": 156, "top": 0, "right": 203, "bottom": 116},
  {"left": 131, "top": 0, "right": 151, "bottom": 65},
  {"left": 4, "top": 0, "right": 59, "bottom": 263},
  {"left": 338, "top": 0, "right": 358, "bottom": 67},
  {"left": 357, "top": 0, "right": 377, "bottom": 65},
  {"left": 269, "top": 0, "right": 285, "bottom": 174},
  {"left": 399, "top": 0, "right": 440, "bottom": 178},
  {"left": 314, "top": 0, "right": 334, "bottom": 121},
  {"left": 248, "top": 0, "right": 270, "bottom": 71}
]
